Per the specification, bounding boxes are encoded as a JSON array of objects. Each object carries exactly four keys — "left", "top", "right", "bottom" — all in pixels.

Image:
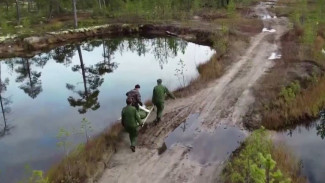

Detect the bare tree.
[
  {"left": 15, "top": 0, "right": 21, "bottom": 24},
  {"left": 72, "top": 0, "right": 78, "bottom": 28}
]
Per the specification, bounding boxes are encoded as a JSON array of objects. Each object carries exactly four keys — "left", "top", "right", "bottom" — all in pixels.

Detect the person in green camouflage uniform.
[
  {"left": 152, "top": 79, "right": 175, "bottom": 124},
  {"left": 121, "top": 98, "right": 143, "bottom": 152}
]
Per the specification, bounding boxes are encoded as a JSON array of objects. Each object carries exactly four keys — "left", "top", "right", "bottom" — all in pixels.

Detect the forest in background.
[{"left": 0, "top": 0, "right": 256, "bottom": 35}]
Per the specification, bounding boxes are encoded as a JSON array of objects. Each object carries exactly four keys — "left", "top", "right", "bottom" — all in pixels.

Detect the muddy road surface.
[{"left": 99, "top": 1, "right": 289, "bottom": 182}]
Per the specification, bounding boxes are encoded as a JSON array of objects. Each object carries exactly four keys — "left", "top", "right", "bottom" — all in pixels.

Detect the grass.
[
  {"left": 258, "top": 0, "right": 325, "bottom": 130},
  {"left": 262, "top": 76, "right": 325, "bottom": 129},
  {"left": 173, "top": 53, "right": 224, "bottom": 97},
  {"left": 222, "top": 128, "right": 306, "bottom": 183},
  {"left": 46, "top": 123, "right": 123, "bottom": 183},
  {"left": 270, "top": 143, "right": 306, "bottom": 183}
]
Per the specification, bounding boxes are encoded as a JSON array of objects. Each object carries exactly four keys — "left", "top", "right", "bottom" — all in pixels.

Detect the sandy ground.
[{"left": 98, "top": 1, "right": 290, "bottom": 183}]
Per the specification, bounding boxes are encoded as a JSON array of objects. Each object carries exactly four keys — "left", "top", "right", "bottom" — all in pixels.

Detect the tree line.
[{"left": 0, "top": 0, "right": 253, "bottom": 29}]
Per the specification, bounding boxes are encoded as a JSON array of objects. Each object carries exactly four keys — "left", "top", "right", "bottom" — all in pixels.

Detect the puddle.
[
  {"left": 262, "top": 28, "right": 276, "bottom": 33},
  {"left": 268, "top": 52, "right": 282, "bottom": 60},
  {"left": 275, "top": 119, "right": 325, "bottom": 183},
  {"left": 189, "top": 125, "right": 245, "bottom": 166},
  {"left": 165, "top": 113, "right": 201, "bottom": 148},
  {"left": 262, "top": 15, "right": 272, "bottom": 20},
  {"left": 164, "top": 113, "right": 246, "bottom": 166}
]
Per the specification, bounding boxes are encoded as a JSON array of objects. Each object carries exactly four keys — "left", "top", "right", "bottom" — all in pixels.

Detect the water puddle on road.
[
  {"left": 274, "top": 119, "right": 325, "bottom": 183},
  {"left": 164, "top": 114, "right": 246, "bottom": 166}
]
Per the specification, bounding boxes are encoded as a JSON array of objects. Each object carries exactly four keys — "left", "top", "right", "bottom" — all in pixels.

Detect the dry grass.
[
  {"left": 174, "top": 53, "right": 224, "bottom": 98},
  {"left": 271, "top": 143, "right": 307, "bottom": 183},
  {"left": 256, "top": 0, "right": 325, "bottom": 130},
  {"left": 47, "top": 123, "right": 123, "bottom": 183},
  {"left": 262, "top": 76, "right": 325, "bottom": 129}
]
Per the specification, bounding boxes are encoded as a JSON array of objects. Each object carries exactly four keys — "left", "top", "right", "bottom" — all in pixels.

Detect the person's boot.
[
  {"left": 154, "top": 117, "right": 161, "bottom": 125},
  {"left": 130, "top": 146, "right": 135, "bottom": 152}
]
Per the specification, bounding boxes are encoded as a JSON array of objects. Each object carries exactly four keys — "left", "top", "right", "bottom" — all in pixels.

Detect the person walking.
[
  {"left": 152, "top": 79, "right": 175, "bottom": 124},
  {"left": 121, "top": 98, "right": 143, "bottom": 152},
  {"left": 126, "top": 84, "right": 143, "bottom": 110}
]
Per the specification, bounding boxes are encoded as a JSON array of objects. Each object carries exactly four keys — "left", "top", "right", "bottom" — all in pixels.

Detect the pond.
[
  {"left": 275, "top": 119, "right": 325, "bottom": 183},
  {"left": 0, "top": 37, "right": 215, "bottom": 183}
]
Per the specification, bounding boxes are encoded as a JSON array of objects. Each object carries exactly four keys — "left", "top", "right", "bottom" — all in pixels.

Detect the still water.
[
  {"left": 165, "top": 113, "right": 246, "bottom": 166},
  {"left": 0, "top": 37, "right": 214, "bottom": 182},
  {"left": 276, "top": 120, "right": 325, "bottom": 183}
]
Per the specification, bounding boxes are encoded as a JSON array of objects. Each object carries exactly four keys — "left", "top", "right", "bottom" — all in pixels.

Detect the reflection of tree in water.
[
  {"left": 51, "top": 44, "right": 76, "bottom": 66},
  {"left": 109, "top": 37, "right": 187, "bottom": 69},
  {"left": 66, "top": 45, "right": 117, "bottom": 114},
  {"left": 15, "top": 56, "right": 46, "bottom": 99},
  {"left": 51, "top": 37, "right": 187, "bottom": 70},
  {"left": 151, "top": 38, "right": 187, "bottom": 69},
  {"left": 0, "top": 63, "right": 12, "bottom": 137},
  {"left": 317, "top": 112, "right": 325, "bottom": 139}
]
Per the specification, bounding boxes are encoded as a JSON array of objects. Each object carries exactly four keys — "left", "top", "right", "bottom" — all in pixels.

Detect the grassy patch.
[
  {"left": 262, "top": 76, "right": 325, "bottom": 129},
  {"left": 222, "top": 128, "right": 306, "bottom": 183},
  {"left": 258, "top": 0, "right": 325, "bottom": 129},
  {"left": 47, "top": 123, "right": 123, "bottom": 183}
]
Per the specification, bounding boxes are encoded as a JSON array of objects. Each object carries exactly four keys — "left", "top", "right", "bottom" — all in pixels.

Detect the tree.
[
  {"left": 0, "top": 62, "right": 11, "bottom": 137},
  {"left": 72, "top": 0, "right": 78, "bottom": 28},
  {"left": 15, "top": 58, "right": 44, "bottom": 99},
  {"left": 66, "top": 44, "right": 117, "bottom": 113},
  {"left": 15, "top": 0, "right": 21, "bottom": 24}
]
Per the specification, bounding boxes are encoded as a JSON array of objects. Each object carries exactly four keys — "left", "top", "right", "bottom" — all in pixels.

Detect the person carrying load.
[
  {"left": 126, "top": 84, "right": 143, "bottom": 110},
  {"left": 121, "top": 98, "right": 143, "bottom": 152},
  {"left": 152, "top": 79, "right": 175, "bottom": 124}
]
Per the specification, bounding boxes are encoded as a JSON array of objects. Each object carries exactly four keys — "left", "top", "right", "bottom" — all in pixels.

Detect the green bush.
[
  {"left": 223, "top": 129, "right": 292, "bottom": 183},
  {"left": 279, "top": 80, "right": 301, "bottom": 104}
]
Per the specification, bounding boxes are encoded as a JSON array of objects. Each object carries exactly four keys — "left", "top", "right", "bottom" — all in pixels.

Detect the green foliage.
[
  {"left": 279, "top": 80, "right": 300, "bottom": 104},
  {"left": 0, "top": 0, "right": 257, "bottom": 36},
  {"left": 223, "top": 129, "right": 292, "bottom": 183},
  {"left": 227, "top": 0, "right": 236, "bottom": 17},
  {"left": 19, "top": 166, "right": 49, "bottom": 183},
  {"left": 56, "top": 127, "right": 72, "bottom": 156},
  {"left": 79, "top": 117, "right": 93, "bottom": 142},
  {"left": 175, "top": 59, "right": 187, "bottom": 87},
  {"left": 21, "top": 18, "right": 31, "bottom": 28},
  {"left": 212, "top": 24, "right": 229, "bottom": 56}
]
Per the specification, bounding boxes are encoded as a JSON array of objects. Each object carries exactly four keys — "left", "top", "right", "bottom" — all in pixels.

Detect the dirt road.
[{"left": 98, "top": 1, "right": 289, "bottom": 182}]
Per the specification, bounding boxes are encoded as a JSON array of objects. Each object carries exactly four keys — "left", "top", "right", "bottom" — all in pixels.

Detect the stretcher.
[
  {"left": 119, "top": 105, "right": 154, "bottom": 127},
  {"left": 139, "top": 105, "right": 154, "bottom": 127}
]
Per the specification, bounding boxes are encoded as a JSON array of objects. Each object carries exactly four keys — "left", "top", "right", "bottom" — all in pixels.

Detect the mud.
[{"left": 98, "top": 1, "right": 291, "bottom": 183}]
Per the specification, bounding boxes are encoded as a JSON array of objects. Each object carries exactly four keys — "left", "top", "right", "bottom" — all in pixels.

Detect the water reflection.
[
  {"left": 0, "top": 37, "right": 214, "bottom": 183},
  {"left": 0, "top": 63, "right": 11, "bottom": 137},
  {"left": 277, "top": 119, "right": 325, "bottom": 182},
  {"left": 15, "top": 58, "right": 44, "bottom": 99},
  {"left": 316, "top": 113, "right": 325, "bottom": 139},
  {"left": 66, "top": 45, "right": 111, "bottom": 114}
]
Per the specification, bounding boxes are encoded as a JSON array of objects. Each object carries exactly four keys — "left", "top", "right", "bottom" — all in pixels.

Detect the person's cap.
[
  {"left": 157, "top": 79, "right": 162, "bottom": 83},
  {"left": 135, "top": 84, "right": 140, "bottom": 89}
]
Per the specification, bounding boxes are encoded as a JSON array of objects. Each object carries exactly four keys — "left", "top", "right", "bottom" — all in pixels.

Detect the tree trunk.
[
  {"left": 26, "top": 59, "right": 33, "bottom": 89},
  {"left": 77, "top": 46, "right": 88, "bottom": 95},
  {"left": 72, "top": 0, "right": 78, "bottom": 28},
  {"left": 48, "top": 3, "right": 53, "bottom": 21},
  {"left": 28, "top": 0, "right": 31, "bottom": 12},
  {"left": 15, "top": 0, "right": 21, "bottom": 24},
  {"left": 0, "top": 64, "right": 7, "bottom": 129},
  {"left": 102, "top": 40, "right": 106, "bottom": 62},
  {"left": 5, "top": 0, "right": 9, "bottom": 11},
  {"left": 98, "top": 0, "right": 102, "bottom": 9},
  {"left": 102, "top": 0, "right": 106, "bottom": 8}
]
